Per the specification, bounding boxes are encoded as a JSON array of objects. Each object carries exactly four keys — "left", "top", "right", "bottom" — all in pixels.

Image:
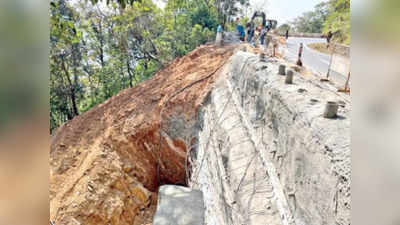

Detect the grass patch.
[
  {"left": 308, "top": 43, "right": 349, "bottom": 58},
  {"left": 308, "top": 43, "right": 333, "bottom": 55}
]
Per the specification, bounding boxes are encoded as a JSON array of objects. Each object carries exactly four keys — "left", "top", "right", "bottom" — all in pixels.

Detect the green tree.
[
  {"left": 290, "top": 2, "right": 329, "bottom": 34},
  {"left": 277, "top": 23, "right": 291, "bottom": 35},
  {"left": 50, "top": 0, "right": 222, "bottom": 132},
  {"left": 323, "top": 0, "right": 350, "bottom": 44},
  {"left": 90, "top": 0, "right": 142, "bottom": 8},
  {"left": 214, "top": 0, "right": 250, "bottom": 28},
  {"left": 289, "top": 0, "right": 349, "bottom": 44},
  {"left": 50, "top": 0, "right": 84, "bottom": 131}
]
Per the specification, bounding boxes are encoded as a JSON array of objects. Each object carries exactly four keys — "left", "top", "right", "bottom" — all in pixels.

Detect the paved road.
[{"left": 283, "top": 37, "right": 347, "bottom": 85}]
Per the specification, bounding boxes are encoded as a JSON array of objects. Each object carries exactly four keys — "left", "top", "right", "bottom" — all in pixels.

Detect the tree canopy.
[
  {"left": 289, "top": 0, "right": 350, "bottom": 44},
  {"left": 50, "top": 0, "right": 248, "bottom": 132}
]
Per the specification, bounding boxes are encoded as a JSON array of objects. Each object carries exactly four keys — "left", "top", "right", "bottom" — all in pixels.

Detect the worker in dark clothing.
[
  {"left": 297, "top": 43, "right": 303, "bottom": 66},
  {"left": 260, "top": 27, "right": 267, "bottom": 45},
  {"left": 285, "top": 29, "right": 289, "bottom": 40},
  {"left": 246, "top": 22, "right": 254, "bottom": 43},
  {"left": 326, "top": 31, "right": 333, "bottom": 46}
]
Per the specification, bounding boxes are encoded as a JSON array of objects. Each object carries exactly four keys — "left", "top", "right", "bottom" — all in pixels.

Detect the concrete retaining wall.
[
  {"left": 189, "top": 51, "right": 350, "bottom": 225},
  {"left": 332, "top": 44, "right": 350, "bottom": 58},
  {"left": 153, "top": 185, "right": 204, "bottom": 225}
]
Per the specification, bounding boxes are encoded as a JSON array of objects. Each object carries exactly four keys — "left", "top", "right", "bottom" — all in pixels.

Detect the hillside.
[
  {"left": 50, "top": 44, "right": 236, "bottom": 225},
  {"left": 50, "top": 40, "right": 350, "bottom": 225}
]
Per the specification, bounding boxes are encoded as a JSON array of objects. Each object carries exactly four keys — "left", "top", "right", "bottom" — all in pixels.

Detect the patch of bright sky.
[{"left": 154, "top": 0, "right": 166, "bottom": 9}]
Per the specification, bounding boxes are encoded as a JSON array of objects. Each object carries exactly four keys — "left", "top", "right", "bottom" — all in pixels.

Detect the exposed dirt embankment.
[{"left": 50, "top": 44, "right": 236, "bottom": 225}]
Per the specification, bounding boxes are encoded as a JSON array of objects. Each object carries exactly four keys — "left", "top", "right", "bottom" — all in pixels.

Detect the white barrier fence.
[{"left": 326, "top": 44, "right": 350, "bottom": 92}]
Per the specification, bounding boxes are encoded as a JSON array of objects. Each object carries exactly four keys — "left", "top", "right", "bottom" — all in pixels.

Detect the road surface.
[{"left": 283, "top": 37, "right": 347, "bottom": 86}]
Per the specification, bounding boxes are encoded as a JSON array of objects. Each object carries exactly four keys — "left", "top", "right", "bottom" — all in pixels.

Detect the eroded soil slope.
[{"left": 50, "top": 44, "right": 236, "bottom": 225}]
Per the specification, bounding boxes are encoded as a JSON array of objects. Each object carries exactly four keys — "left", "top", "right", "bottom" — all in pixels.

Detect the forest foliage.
[
  {"left": 50, "top": 0, "right": 249, "bottom": 132},
  {"left": 279, "top": 0, "right": 350, "bottom": 44}
]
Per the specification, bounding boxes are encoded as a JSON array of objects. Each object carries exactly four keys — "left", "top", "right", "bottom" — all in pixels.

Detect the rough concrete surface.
[
  {"left": 153, "top": 185, "right": 204, "bottom": 225},
  {"left": 189, "top": 50, "right": 350, "bottom": 225}
]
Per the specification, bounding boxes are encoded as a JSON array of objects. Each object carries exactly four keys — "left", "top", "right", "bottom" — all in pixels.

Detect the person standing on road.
[
  {"left": 216, "top": 24, "right": 223, "bottom": 46},
  {"left": 246, "top": 22, "right": 255, "bottom": 43},
  {"left": 326, "top": 31, "right": 333, "bottom": 47},
  {"left": 217, "top": 24, "right": 223, "bottom": 33},
  {"left": 245, "top": 22, "right": 250, "bottom": 41},
  {"left": 260, "top": 26, "right": 267, "bottom": 45},
  {"left": 236, "top": 18, "right": 245, "bottom": 41},
  {"left": 285, "top": 29, "right": 289, "bottom": 40}
]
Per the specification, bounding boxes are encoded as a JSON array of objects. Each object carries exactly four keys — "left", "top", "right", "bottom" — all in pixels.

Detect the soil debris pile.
[{"left": 50, "top": 44, "right": 236, "bottom": 225}]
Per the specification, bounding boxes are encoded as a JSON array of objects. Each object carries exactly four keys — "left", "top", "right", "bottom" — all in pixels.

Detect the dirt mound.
[{"left": 50, "top": 44, "right": 236, "bottom": 225}]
